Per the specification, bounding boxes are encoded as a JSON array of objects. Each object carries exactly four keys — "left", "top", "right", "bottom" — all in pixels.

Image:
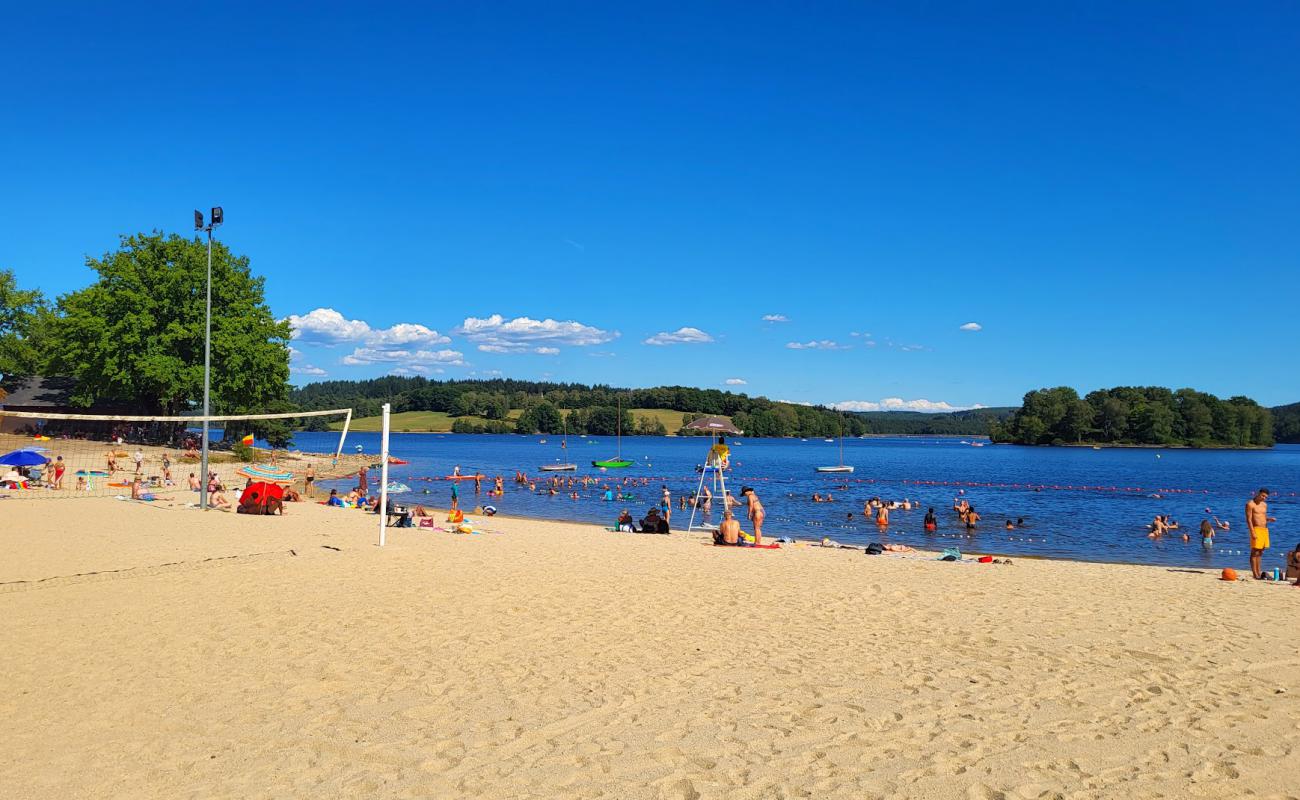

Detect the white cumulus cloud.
[
  {"left": 287, "top": 307, "right": 450, "bottom": 348},
  {"left": 534, "top": 347, "right": 560, "bottom": 356},
  {"left": 291, "top": 364, "right": 328, "bottom": 377},
  {"left": 761, "top": 314, "right": 789, "bottom": 323},
  {"left": 389, "top": 365, "right": 442, "bottom": 376},
  {"left": 786, "top": 340, "right": 848, "bottom": 350},
  {"left": 725, "top": 378, "right": 747, "bottom": 385},
  {"left": 959, "top": 322, "right": 983, "bottom": 332},
  {"left": 456, "top": 314, "right": 617, "bottom": 353},
  {"left": 341, "top": 347, "right": 466, "bottom": 367},
  {"left": 643, "top": 327, "right": 714, "bottom": 346},
  {"left": 831, "top": 398, "right": 986, "bottom": 413}
]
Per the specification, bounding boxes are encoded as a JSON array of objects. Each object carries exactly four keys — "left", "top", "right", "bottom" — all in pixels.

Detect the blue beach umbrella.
[{"left": 0, "top": 449, "right": 49, "bottom": 467}]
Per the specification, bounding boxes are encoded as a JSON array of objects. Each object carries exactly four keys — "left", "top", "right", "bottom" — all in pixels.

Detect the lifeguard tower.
[{"left": 684, "top": 416, "right": 742, "bottom": 533}]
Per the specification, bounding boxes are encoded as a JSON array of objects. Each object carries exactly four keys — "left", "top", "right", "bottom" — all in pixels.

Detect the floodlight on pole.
[{"left": 194, "top": 206, "right": 222, "bottom": 510}]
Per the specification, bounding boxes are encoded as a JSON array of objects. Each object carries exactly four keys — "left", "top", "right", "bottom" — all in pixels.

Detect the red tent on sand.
[{"left": 238, "top": 481, "right": 284, "bottom": 514}]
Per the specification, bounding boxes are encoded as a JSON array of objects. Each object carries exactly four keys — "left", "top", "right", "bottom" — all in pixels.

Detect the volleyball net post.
[{"left": 378, "top": 403, "right": 391, "bottom": 547}]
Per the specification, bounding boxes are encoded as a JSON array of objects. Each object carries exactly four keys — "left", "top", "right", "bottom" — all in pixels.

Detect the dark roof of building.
[{"left": 0, "top": 376, "right": 78, "bottom": 408}]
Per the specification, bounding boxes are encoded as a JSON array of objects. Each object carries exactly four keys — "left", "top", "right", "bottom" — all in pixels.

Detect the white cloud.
[
  {"left": 340, "top": 347, "right": 466, "bottom": 367},
  {"left": 287, "top": 307, "right": 450, "bottom": 348},
  {"left": 959, "top": 322, "right": 983, "bottom": 332},
  {"left": 643, "top": 327, "right": 714, "bottom": 346},
  {"left": 761, "top": 314, "right": 789, "bottom": 323},
  {"left": 456, "top": 314, "right": 617, "bottom": 353},
  {"left": 899, "top": 344, "right": 926, "bottom": 352},
  {"left": 288, "top": 348, "right": 327, "bottom": 376},
  {"left": 831, "top": 398, "right": 987, "bottom": 413},
  {"left": 786, "top": 340, "right": 849, "bottom": 350},
  {"left": 286, "top": 308, "right": 371, "bottom": 342},
  {"left": 389, "top": 365, "right": 439, "bottom": 376},
  {"left": 534, "top": 347, "right": 560, "bottom": 356},
  {"left": 725, "top": 378, "right": 747, "bottom": 385},
  {"left": 588, "top": 351, "right": 617, "bottom": 358}
]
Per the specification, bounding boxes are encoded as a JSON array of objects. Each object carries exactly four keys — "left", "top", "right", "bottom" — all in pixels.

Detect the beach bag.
[
  {"left": 864, "top": 542, "right": 884, "bottom": 555},
  {"left": 419, "top": 518, "right": 436, "bottom": 528}
]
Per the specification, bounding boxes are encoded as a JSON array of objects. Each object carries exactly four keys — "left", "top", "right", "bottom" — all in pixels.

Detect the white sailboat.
[
  {"left": 539, "top": 415, "right": 577, "bottom": 472},
  {"left": 816, "top": 414, "right": 855, "bottom": 473}
]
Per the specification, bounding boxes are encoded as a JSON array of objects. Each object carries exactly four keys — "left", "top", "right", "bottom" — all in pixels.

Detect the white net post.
[
  {"left": 378, "top": 403, "right": 391, "bottom": 547},
  {"left": 334, "top": 409, "right": 353, "bottom": 466}
]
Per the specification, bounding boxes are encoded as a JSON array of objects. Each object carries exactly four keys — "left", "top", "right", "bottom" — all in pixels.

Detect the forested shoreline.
[
  {"left": 291, "top": 377, "right": 1012, "bottom": 437},
  {"left": 991, "top": 386, "right": 1274, "bottom": 448}
]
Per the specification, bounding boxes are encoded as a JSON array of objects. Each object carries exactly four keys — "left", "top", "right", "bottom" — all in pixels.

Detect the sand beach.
[{"left": 2, "top": 497, "right": 1298, "bottom": 799}]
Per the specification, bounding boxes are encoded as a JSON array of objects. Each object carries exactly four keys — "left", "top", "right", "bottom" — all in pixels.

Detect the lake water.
[{"left": 288, "top": 432, "right": 1300, "bottom": 570}]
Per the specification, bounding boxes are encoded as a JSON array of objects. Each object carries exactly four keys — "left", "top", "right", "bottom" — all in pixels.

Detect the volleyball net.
[{"left": 0, "top": 408, "right": 353, "bottom": 500}]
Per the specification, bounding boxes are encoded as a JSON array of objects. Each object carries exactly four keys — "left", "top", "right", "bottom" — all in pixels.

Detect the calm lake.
[{"left": 288, "top": 431, "right": 1300, "bottom": 570}]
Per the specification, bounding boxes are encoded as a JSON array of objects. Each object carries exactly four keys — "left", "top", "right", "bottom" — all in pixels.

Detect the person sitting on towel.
[
  {"left": 640, "top": 507, "right": 669, "bottom": 534},
  {"left": 714, "top": 510, "right": 741, "bottom": 546}
]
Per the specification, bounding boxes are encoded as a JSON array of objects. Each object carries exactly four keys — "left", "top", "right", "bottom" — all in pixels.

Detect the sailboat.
[
  {"left": 539, "top": 417, "right": 577, "bottom": 472},
  {"left": 592, "top": 398, "right": 633, "bottom": 468},
  {"left": 815, "top": 414, "right": 855, "bottom": 473}
]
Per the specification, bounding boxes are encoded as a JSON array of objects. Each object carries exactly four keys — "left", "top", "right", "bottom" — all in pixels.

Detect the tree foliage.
[
  {"left": 43, "top": 233, "right": 292, "bottom": 424},
  {"left": 0, "top": 268, "right": 49, "bottom": 383},
  {"left": 992, "top": 386, "right": 1273, "bottom": 447},
  {"left": 1274, "top": 402, "right": 1300, "bottom": 444}
]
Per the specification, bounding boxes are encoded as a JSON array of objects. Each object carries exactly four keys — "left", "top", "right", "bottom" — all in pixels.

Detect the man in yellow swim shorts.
[{"left": 1245, "top": 487, "right": 1276, "bottom": 580}]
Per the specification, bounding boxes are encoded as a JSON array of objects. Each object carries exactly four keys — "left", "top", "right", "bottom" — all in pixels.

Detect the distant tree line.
[
  {"left": 991, "top": 386, "right": 1274, "bottom": 447},
  {"left": 1273, "top": 402, "right": 1300, "bottom": 444},
  {"left": 289, "top": 377, "right": 1008, "bottom": 437}
]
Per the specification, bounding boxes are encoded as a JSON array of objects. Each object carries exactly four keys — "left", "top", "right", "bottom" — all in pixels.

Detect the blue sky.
[{"left": 2, "top": 2, "right": 1297, "bottom": 409}]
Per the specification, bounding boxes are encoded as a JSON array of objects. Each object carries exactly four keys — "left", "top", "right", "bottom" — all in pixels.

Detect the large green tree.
[
  {"left": 46, "top": 232, "right": 292, "bottom": 421},
  {"left": 0, "top": 268, "right": 49, "bottom": 383}
]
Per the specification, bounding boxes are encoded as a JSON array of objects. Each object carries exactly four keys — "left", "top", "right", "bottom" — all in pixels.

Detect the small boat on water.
[
  {"left": 539, "top": 425, "right": 577, "bottom": 472},
  {"left": 816, "top": 414, "right": 855, "bottom": 473},
  {"left": 592, "top": 399, "right": 633, "bottom": 468}
]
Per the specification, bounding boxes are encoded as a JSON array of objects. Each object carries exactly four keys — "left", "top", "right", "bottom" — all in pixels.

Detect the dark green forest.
[
  {"left": 991, "top": 386, "right": 1274, "bottom": 447},
  {"left": 1273, "top": 402, "right": 1300, "bottom": 444}
]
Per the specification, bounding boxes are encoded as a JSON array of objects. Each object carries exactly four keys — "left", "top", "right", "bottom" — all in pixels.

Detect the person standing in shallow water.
[{"left": 1245, "top": 488, "right": 1275, "bottom": 580}]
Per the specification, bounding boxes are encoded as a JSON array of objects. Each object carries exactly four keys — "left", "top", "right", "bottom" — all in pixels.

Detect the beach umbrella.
[
  {"left": 683, "top": 416, "right": 743, "bottom": 435},
  {"left": 0, "top": 449, "right": 49, "bottom": 467},
  {"left": 236, "top": 463, "right": 296, "bottom": 484}
]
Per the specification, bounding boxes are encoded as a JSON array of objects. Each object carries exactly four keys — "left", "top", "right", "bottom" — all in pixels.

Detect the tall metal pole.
[{"left": 200, "top": 227, "right": 213, "bottom": 510}]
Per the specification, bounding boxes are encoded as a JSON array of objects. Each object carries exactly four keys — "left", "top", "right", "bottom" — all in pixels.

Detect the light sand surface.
[{"left": 2, "top": 498, "right": 1298, "bottom": 799}]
